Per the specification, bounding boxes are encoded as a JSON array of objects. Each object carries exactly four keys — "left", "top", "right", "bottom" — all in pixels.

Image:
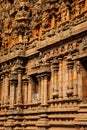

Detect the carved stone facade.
[{"left": 0, "top": 0, "right": 87, "bottom": 130}]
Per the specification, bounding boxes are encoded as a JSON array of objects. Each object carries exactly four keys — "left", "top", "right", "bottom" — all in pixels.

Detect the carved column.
[
  {"left": 77, "top": 61, "right": 83, "bottom": 99},
  {"left": 41, "top": 74, "right": 49, "bottom": 105},
  {"left": 4, "top": 73, "right": 9, "bottom": 105},
  {"left": 28, "top": 76, "right": 32, "bottom": 104},
  {"left": 44, "top": 74, "right": 48, "bottom": 105},
  {"left": 23, "top": 79, "right": 28, "bottom": 105},
  {"left": 58, "top": 58, "right": 63, "bottom": 99},
  {"left": 73, "top": 62, "right": 78, "bottom": 97},
  {"left": 1, "top": 75, "right": 5, "bottom": 106},
  {"left": 17, "top": 69, "right": 22, "bottom": 104},
  {"left": 10, "top": 80, "right": 16, "bottom": 108},
  {"left": 67, "top": 59, "right": 74, "bottom": 96},
  {"left": 50, "top": 65, "right": 54, "bottom": 99},
  {"left": 41, "top": 76, "right": 44, "bottom": 105},
  {"left": 51, "top": 59, "right": 59, "bottom": 97},
  {"left": 63, "top": 58, "right": 68, "bottom": 99},
  {"left": 0, "top": 78, "right": 3, "bottom": 105},
  {"left": 37, "top": 76, "right": 41, "bottom": 102}
]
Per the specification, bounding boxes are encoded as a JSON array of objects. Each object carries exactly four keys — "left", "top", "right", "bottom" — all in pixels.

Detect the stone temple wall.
[{"left": 0, "top": 0, "right": 87, "bottom": 130}]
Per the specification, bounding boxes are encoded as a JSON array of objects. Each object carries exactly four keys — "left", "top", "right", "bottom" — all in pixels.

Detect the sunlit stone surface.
[{"left": 0, "top": 0, "right": 87, "bottom": 130}]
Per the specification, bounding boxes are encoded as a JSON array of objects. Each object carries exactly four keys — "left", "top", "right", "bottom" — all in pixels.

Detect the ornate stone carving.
[{"left": 0, "top": 0, "right": 87, "bottom": 130}]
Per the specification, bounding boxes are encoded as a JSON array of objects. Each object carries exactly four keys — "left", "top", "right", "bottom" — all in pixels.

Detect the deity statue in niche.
[
  {"left": 59, "top": 1, "right": 70, "bottom": 23},
  {"left": 42, "top": 12, "right": 50, "bottom": 30}
]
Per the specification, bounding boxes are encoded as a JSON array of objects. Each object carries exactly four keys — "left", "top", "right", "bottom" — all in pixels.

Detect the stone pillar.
[
  {"left": 1, "top": 75, "right": 5, "bottom": 105},
  {"left": 17, "top": 69, "right": 22, "bottom": 104},
  {"left": 23, "top": 80, "right": 28, "bottom": 105},
  {"left": 77, "top": 62, "right": 83, "bottom": 99},
  {"left": 4, "top": 73, "right": 9, "bottom": 105},
  {"left": 28, "top": 76, "right": 32, "bottom": 104},
  {"left": 41, "top": 76, "right": 44, "bottom": 105},
  {"left": 0, "top": 80, "right": 2, "bottom": 103},
  {"left": 41, "top": 74, "right": 49, "bottom": 105},
  {"left": 63, "top": 59, "right": 68, "bottom": 99},
  {"left": 68, "top": 67, "right": 73, "bottom": 90},
  {"left": 37, "top": 76, "right": 41, "bottom": 102},
  {"left": 51, "top": 59, "right": 59, "bottom": 97},
  {"left": 1, "top": 79, "right": 3, "bottom": 105},
  {"left": 50, "top": 65, "right": 54, "bottom": 99},
  {"left": 10, "top": 80, "right": 16, "bottom": 108},
  {"left": 54, "top": 69, "right": 58, "bottom": 93},
  {"left": 73, "top": 62, "right": 78, "bottom": 97},
  {"left": 58, "top": 58, "right": 63, "bottom": 99},
  {"left": 67, "top": 59, "right": 74, "bottom": 96},
  {"left": 44, "top": 75, "right": 48, "bottom": 105}
]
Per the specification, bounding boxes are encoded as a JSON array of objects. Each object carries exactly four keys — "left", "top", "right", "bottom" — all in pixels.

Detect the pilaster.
[
  {"left": 17, "top": 69, "right": 22, "bottom": 104},
  {"left": 28, "top": 76, "right": 33, "bottom": 104},
  {"left": 77, "top": 61, "right": 83, "bottom": 100},
  {"left": 44, "top": 74, "right": 48, "bottom": 105},
  {"left": 40, "top": 73, "right": 50, "bottom": 106},
  {"left": 23, "top": 79, "right": 28, "bottom": 105},
  {"left": 9, "top": 80, "right": 16, "bottom": 108},
  {"left": 62, "top": 57, "right": 68, "bottom": 99},
  {"left": 51, "top": 58, "right": 59, "bottom": 98},
  {"left": 1, "top": 74, "right": 5, "bottom": 106},
  {"left": 73, "top": 62, "right": 78, "bottom": 97},
  {"left": 41, "top": 76, "right": 44, "bottom": 105},
  {"left": 67, "top": 59, "right": 74, "bottom": 97},
  {"left": 37, "top": 76, "right": 41, "bottom": 102},
  {"left": 58, "top": 58, "right": 63, "bottom": 99},
  {"left": 4, "top": 72, "right": 9, "bottom": 105}
]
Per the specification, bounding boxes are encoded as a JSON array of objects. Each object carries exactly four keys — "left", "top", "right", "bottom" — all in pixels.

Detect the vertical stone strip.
[
  {"left": 77, "top": 62, "right": 83, "bottom": 99},
  {"left": 1, "top": 75, "right": 5, "bottom": 105},
  {"left": 51, "top": 59, "right": 59, "bottom": 97},
  {"left": 54, "top": 69, "right": 58, "bottom": 93},
  {"left": 63, "top": 59, "right": 67, "bottom": 98},
  {"left": 10, "top": 81, "right": 16, "bottom": 108},
  {"left": 37, "top": 76, "right": 41, "bottom": 102},
  {"left": 50, "top": 65, "right": 54, "bottom": 99},
  {"left": 41, "top": 76, "right": 44, "bottom": 105},
  {"left": 44, "top": 75, "right": 48, "bottom": 105},
  {"left": 58, "top": 58, "right": 62, "bottom": 99},
  {"left": 24, "top": 80, "right": 28, "bottom": 104},
  {"left": 73, "top": 62, "right": 78, "bottom": 97},
  {"left": 17, "top": 70, "right": 22, "bottom": 104},
  {"left": 4, "top": 73, "right": 9, "bottom": 105},
  {"left": 68, "top": 68, "right": 73, "bottom": 90},
  {"left": 67, "top": 59, "right": 74, "bottom": 96},
  {"left": 28, "top": 76, "right": 32, "bottom": 104}
]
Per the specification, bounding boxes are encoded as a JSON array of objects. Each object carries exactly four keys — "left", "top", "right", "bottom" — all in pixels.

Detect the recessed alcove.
[
  {"left": 8, "top": 0, "right": 14, "bottom": 4},
  {"left": 81, "top": 58, "right": 87, "bottom": 103}
]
